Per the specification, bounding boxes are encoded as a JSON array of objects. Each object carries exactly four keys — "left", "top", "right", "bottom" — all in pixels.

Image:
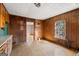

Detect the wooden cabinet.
[
  {"left": 0, "top": 35, "right": 13, "bottom": 56},
  {"left": 0, "top": 3, "right": 9, "bottom": 29}
]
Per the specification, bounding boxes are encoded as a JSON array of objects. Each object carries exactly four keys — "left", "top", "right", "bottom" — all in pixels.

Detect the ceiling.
[{"left": 4, "top": 3, "right": 79, "bottom": 20}]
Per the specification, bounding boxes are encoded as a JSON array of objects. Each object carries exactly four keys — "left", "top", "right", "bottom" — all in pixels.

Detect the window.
[{"left": 55, "top": 20, "right": 66, "bottom": 39}]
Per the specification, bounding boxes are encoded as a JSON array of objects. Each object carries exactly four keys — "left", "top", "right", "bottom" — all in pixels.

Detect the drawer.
[
  {"left": 0, "top": 43, "right": 8, "bottom": 56},
  {"left": 0, "top": 46, "right": 4, "bottom": 54}
]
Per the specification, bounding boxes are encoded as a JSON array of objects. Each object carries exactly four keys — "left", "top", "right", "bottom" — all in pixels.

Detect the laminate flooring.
[{"left": 11, "top": 40, "right": 76, "bottom": 56}]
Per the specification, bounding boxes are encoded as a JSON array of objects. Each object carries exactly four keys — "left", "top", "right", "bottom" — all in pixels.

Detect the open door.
[{"left": 26, "top": 22, "right": 34, "bottom": 45}]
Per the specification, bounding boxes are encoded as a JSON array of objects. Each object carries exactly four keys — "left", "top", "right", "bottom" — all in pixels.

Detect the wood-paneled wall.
[
  {"left": 2, "top": 3, "right": 79, "bottom": 50},
  {"left": 35, "top": 20, "right": 43, "bottom": 40},
  {"left": 9, "top": 15, "right": 37, "bottom": 46},
  {"left": 9, "top": 15, "right": 27, "bottom": 45},
  {"left": 42, "top": 8, "right": 79, "bottom": 49}
]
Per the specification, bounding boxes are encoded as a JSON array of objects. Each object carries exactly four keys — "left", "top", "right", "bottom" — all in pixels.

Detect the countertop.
[{"left": 0, "top": 35, "right": 12, "bottom": 47}]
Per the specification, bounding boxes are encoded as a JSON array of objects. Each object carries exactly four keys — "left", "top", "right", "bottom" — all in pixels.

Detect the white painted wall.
[{"left": 4, "top": 3, "right": 79, "bottom": 19}]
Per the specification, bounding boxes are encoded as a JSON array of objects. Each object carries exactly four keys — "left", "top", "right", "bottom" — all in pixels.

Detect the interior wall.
[
  {"left": 35, "top": 20, "right": 43, "bottom": 40},
  {"left": 9, "top": 15, "right": 44, "bottom": 46},
  {"left": 9, "top": 15, "right": 37, "bottom": 46},
  {"left": 42, "top": 8, "right": 79, "bottom": 49},
  {"left": 9, "top": 15, "right": 27, "bottom": 45},
  {"left": 2, "top": 3, "right": 79, "bottom": 49}
]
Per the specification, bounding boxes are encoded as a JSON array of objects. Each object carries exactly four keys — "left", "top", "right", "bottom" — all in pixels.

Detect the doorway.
[{"left": 26, "top": 22, "right": 35, "bottom": 45}]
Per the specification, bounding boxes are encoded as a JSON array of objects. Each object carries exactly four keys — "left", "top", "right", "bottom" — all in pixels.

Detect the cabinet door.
[
  {"left": 0, "top": 4, "right": 6, "bottom": 28},
  {"left": 0, "top": 15, "right": 5, "bottom": 28},
  {"left": 7, "top": 38, "right": 12, "bottom": 56}
]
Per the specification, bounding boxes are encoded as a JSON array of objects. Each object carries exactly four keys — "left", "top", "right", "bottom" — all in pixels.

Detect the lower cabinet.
[{"left": 0, "top": 36, "right": 12, "bottom": 56}]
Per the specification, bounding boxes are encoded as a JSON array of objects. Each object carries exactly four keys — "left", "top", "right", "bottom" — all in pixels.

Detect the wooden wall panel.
[
  {"left": 35, "top": 20, "right": 43, "bottom": 40},
  {"left": 9, "top": 15, "right": 26, "bottom": 45},
  {"left": 42, "top": 8, "right": 79, "bottom": 49},
  {"left": 9, "top": 15, "right": 37, "bottom": 46},
  {"left": 76, "top": 9, "right": 79, "bottom": 48}
]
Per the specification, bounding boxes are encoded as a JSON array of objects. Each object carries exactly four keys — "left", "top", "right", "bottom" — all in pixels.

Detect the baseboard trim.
[{"left": 41, "top": 38, "right": 76, "bottom": 51}]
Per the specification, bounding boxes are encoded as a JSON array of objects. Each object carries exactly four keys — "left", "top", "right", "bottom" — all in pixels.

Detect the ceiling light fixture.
[{"left": 34, "top": 3, "right": 41, "bottom": 8}]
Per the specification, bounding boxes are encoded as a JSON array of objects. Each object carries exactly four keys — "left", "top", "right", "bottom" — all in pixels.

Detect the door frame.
[{"left": 26, "top": 21, "right": 35, "bottom": 42}]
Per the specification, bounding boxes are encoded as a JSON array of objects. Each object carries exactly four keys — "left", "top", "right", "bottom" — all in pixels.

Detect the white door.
[{"left": 26, "top": 22, "right": 34, "bottom": 45}]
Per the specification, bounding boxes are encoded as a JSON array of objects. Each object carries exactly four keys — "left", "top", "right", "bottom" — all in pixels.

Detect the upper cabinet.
[{"left": 0, "top": 3, "right": 9, "bottom": 29}]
